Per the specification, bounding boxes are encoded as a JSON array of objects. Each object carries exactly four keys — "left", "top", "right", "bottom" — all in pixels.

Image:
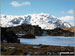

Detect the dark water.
[{"left": 19, "top": 36, "right": 75, "bottom": 46}]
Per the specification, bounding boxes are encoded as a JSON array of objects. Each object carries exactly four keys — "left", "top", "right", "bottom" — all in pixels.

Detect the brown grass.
[
  {"left": 1, "top": 43, "right": 74, "bottom": 55},
  {"left": 63, "top": 26, "right": 75, "bottom": 32}
]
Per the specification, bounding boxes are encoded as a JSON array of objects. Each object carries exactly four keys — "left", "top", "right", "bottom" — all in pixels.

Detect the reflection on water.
[{"left": 19, "top": 36, "right": 75, "bottom": 46}]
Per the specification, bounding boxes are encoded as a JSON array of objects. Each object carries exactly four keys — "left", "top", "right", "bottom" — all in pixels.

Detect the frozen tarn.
[{"left": 19, "top": 36, "right": 75, "bottom": 46}]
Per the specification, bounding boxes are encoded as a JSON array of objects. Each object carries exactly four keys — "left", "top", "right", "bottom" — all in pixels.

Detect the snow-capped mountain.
[{"left": 1, "top": 13, "right": 71, "bottom": 29}]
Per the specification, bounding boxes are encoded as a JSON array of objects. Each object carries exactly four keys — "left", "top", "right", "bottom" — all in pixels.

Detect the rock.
[
  {"left": 1, "top": 28, "right": 20, "bottom": 43},
  {"left": 21, "top": 34, "right": 35, "bottom": 38},
  {"left": 1, "top": 24, "right": 74, "bottom": 37},
  {"left": 5, "top": 24, "right": 42, "bottom": 36}
]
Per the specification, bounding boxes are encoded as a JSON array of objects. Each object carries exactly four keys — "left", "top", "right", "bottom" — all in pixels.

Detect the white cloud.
[
  {"left": 58, "top": 16, "right": 74, "bottom": 26},
  {"left": 11, "top": 1, "right": 31, "bottom": 7},
  {"left": 59, "top": 16, "right": 74, "bottom": 21},
  {"left": 67, "top": 9, "right": 74, "bottom": 14},
  {"left": 61, "top": 9, "right": 74, "bottom": 15}
]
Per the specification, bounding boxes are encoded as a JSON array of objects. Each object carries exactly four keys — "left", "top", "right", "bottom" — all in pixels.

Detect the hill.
[{"left": 63, "top": 26, "right": 75, "bottom": 32}]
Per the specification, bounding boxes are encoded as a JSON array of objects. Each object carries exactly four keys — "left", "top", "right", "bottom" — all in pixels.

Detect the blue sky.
[{"left": 1, "top": 0, "right": 74, "bottom": 26}]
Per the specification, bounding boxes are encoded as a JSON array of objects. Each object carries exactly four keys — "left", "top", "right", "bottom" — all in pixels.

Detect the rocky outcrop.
[
  {"left": 1, "top": 28, "right": 20, "bottom": 43},
  {"left": 5, "top": 24, "right": 42, "bottom": 36},
  {"left": 42, "top": 28, "right": 74, "bottom": 36},
  {"left": 1, "top": 24, "right": 74, "bottom": 38},
  {"left": 21, "top": 34, "right": 35, "bottom": 38}
]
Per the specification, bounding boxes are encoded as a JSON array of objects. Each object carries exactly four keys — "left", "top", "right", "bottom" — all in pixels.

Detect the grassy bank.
[{"left": 1, "top": 42, "right": 74, "bottom": 55}]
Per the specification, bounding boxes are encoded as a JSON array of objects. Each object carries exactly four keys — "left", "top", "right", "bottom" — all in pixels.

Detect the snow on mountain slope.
[{"left": 1, "top": 13, "right": 71, "bottom": 29}]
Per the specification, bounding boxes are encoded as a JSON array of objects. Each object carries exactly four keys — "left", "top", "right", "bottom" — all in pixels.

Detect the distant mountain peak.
[{"left": 1, "top": 13, "right": 71, "bottom": 29}]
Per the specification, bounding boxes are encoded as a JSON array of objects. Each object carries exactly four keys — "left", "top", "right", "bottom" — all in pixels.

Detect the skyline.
[{"left": 1, "top": 0, "right": 74, "bottom": 26}]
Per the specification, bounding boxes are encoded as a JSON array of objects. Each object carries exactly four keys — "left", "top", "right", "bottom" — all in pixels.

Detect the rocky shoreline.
[{"left": 1, "top": 42, "right": 74, "bottom": 55}]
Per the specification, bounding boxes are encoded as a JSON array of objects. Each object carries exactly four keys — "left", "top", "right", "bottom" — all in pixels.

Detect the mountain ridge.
[{"left": 1, "top": 13, "right": 71, "bottom": 29}]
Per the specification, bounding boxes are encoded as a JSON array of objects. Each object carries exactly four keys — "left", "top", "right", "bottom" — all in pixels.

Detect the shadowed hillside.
[{"left": 1, "top": 24, "right": 74, "bottom": 37}]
